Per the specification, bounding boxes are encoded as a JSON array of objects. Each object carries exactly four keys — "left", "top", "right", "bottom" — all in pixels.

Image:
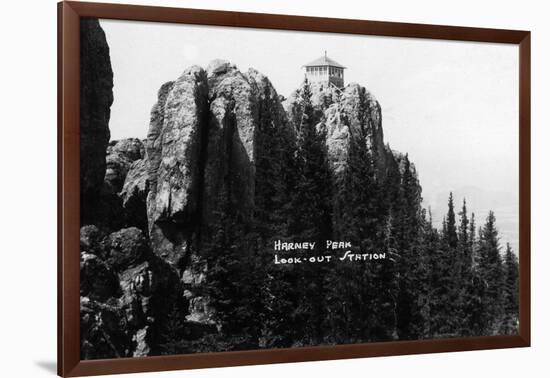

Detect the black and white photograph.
[{"left": 79, "top": 17, "right": 520, "bottom": 360}]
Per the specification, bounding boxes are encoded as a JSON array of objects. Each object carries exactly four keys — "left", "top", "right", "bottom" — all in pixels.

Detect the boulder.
[
  {"left": 120, "top": 159, "right": 149, "bottom": 231},
  {"left": 80, "top": 225, "right": 105, "bottom": 258},
  {"left": 104, "top": 150, "right": 132, "bottom": 195},
  {"left": 105, "top": 138, "right": 145, "bottom": 195},
  {"left": 108, "top": 138, "right": 145, "bottom": 161},
  {"left": 104, "top": 227, "right": 149, "bottom": 271},
  {"left": 118, "top": 255, "right": 184, "bottom": 355}
]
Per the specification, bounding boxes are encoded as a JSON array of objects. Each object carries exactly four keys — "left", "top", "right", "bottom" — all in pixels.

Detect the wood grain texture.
[
  {"left": 518, "top": 33, "right": 531, "bottom": 345},
  {"left": 66, "top": 1, "right": 528, "bottom": 43},
  {"left": 58, "top": 2, "right": 81, "bottom": 377},
  {"left": 57, "top": 1, "right": 531, "bottom": 376}
]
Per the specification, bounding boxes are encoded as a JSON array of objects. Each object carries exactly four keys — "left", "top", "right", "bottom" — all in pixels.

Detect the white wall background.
[{"left": 1, "top": 0, "right": 547, "bottom": 377}]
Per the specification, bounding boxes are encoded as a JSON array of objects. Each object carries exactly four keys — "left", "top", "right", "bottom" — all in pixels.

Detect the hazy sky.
[{"left": 100, "top": 19, "right": 519, "bottom": 250}]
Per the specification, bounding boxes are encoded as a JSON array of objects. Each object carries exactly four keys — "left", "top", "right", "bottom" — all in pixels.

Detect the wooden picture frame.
[{"left": 58, "top": 1, "right": 531, "bottom": 376}]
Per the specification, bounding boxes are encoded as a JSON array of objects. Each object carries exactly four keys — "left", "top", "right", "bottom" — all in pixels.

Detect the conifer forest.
[{"left": 79, "top": 19, "right": 519, "bottom": 359}]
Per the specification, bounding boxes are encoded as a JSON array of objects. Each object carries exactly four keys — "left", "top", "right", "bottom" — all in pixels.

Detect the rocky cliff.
[
  {"left": 79, "top": 54, "right": 298, "bottom": 357},
  {"left": 79, "top": 20, "right": 184, "bottom": 359},
  {"left": 145, "top": 60, "right": 295, "bottom": 326},
  {"left": 80, "top": 19, "right": 113, "bottom": 225},
  {"left": 80, "top": 23, "right": 413, "bottom": 357},
  {"left": 284, "top": 82, "right": 397, "bottom": 181}
]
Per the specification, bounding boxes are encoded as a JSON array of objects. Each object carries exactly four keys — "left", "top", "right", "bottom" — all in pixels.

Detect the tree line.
[{"left": 159, "top": 80, "right": 519, "bottom": 353}]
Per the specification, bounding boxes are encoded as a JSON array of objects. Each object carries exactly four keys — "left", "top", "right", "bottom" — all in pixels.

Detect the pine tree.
[
  {"left": 431, "top": 193, "right": 461, "bottom": 336},
  {"left": 325, "top": 120, "right": 393, "bottom": 343},
  {"left": 199, "top": 104, "right": 263, "bottom": 350},
  {"left": 422, "top": 209, "right": 440, "bottom": 337},
  {"left": 500, "top": 243, "right": 519, "bottom": 335},
  {"left": 477, "top": 211, "right": 505, "bottom": 335},
  {"left": 254, "top": 84, "right": 289, "bottom": 237},
  {"left": 456, "top": 200, "right": 477, "bottom": 336},
  {"left": 409, "top": 208, "right": 431, "bottom": 339},
  {"left": 394, "top": 155, "right": 425, "bottom": 340},
  {"left": 369, "top": 213, "right": 399, "bottom": 341},
  {"left": 290, "top": 79, "right": 332, "bottom": 242},
  {"left": 201, "top": 193, "right": 261, "bottom": 351},
  {"left": 445, "top": 193, "right": 458, "bottom": 249},
  {"left": 289, "top": 79, "right": 333, "bottom": 345},
  {"left": 458, "top": 199, "right": 470, "bottom": 269},
  {"left": 253, "top": 82, "right": 298, "bottom": 348},
  {"left": 469, "top": 212, "right": 476, "bottom": 260}
]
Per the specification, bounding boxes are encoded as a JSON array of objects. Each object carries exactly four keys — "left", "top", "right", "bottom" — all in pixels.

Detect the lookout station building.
[{"left": 304, "top": 52, "right": 346, "bottom": 88}]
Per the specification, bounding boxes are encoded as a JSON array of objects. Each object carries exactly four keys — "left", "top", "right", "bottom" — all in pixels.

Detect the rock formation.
[
  {"left": 146, "top": 66, "right": 208, "bottom": 269},
  {"left": 120, "top": 158, "right": 149, "bottom": 231},
  {"left": 144, "top": 60, "right": 296, "bottom": 264},
  {"left": 284, "top": 82, "right": 394, "bottom": 180},
  {"left": 143, "top": 60, "right": 296, "bottom": 327},
  {"left": 80, "top": 226, "right": 184, "bottom": 359},
  {"left": 80, "top": 19, "right": 113, "bottom": 225},
  {"left": 105, "top": 138, "right": 145, "bottom": 195},
  {"left": 79, "top": 20, "right": 416, "bottom": 358}
]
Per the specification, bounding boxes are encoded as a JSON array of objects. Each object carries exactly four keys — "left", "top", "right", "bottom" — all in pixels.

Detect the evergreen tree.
[
  {"left": 254, "top": 84, "right": 290, "bottom": 237},
  {"left": 199, "top": 105, "right": 263, "bottom": 351},
  {"left": 458, "top": 199, "right": 471, "bottom": 269},
  {"left": 201, "top": 192, "right": 261, "bottom": 351},
  {"left": 445, "top": 193, "right": 458, "bottom": 249},
  {"left": 325, "top": 118, "right": 392, "bottom": 343},
  {"left": 187, "top": 81, "right": 518, "bottom": 349},
  {"left": 469, "top": 212, "right": 476, "bottom": 260},
  {"left": 422, "top": 209, "right": 441, "bottom": 337},
  {"left": 368, "top": 213, "right": 399, "bottom": 340},
  {"left": 290, "top": 79, "right": 332, "bottom": 242},
  {"left": 394, "top": 155, "right": 425, "bottom": 340},
  {"left": 254, "top": 83, "right": 298, "bottom": 348},
  {"left": 456, "top": 200, "right": 477, "bottom": 336},
  {"left": 477, "top": 211, "right": 505, "bottom": 335},
  {"left": 431, "top": 193, "right": 461, "bottom": 336},
  {"left": 409, "top": 208, "right": 431, "bottom": 339},
  {"left": 289, "top": 79, "right": 333, "bottom": 345},
  {"left": 500, "top": 243, "right": 519, "bottom": 335}
]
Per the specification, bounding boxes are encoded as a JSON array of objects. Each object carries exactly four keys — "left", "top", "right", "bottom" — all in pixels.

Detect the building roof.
[{"left": 304, "top": 54, "right": 346, "bottom": 69}]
